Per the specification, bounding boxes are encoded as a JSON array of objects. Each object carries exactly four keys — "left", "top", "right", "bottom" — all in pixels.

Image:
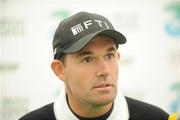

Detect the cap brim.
[{"left": 63, "top": 29, "right": 126, "bottom": 53}]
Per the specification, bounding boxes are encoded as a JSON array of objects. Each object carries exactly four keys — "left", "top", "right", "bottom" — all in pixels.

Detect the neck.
[{"left": 66, "top": 94, "right": 113, "bottom": 118}]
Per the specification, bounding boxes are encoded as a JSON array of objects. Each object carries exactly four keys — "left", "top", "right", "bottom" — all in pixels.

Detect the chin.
[{"left": 93, "top": 94, "right": 116, "bottom": 106}]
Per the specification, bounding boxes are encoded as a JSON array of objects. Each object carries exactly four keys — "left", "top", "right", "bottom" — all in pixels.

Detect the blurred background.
[{"left": 0, "top": 0, "right": 180, "bottom": 119}]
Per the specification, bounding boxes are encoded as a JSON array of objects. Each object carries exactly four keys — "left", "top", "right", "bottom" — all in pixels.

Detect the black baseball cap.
[{"left": 53, "top": 11, "right": 126, "bottom": 59}]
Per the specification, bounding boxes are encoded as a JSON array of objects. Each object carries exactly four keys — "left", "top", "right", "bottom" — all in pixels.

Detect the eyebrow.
[
  {"left": 107, "top": 47, "right": 116, "bottom": 52},
  {"left": 77, "top": 51, "right": 93, "bottom": 57},
  {"left": 77, "top": 46, "right": 117, "bottom": 57}
]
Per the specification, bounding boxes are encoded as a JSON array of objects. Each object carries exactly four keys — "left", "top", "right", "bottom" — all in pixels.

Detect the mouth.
[{"left": 93, "top": 83, "right": 113, "bottom": 89}]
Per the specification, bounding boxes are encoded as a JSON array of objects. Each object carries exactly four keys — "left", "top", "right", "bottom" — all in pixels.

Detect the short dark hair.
[{"left": 58, "top": 53, "right": 67, "bottom": 65}]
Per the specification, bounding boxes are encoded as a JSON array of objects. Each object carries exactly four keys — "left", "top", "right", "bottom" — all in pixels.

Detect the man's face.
[{"left": 62, "top": 35, "right": 119, "bottom": 108}]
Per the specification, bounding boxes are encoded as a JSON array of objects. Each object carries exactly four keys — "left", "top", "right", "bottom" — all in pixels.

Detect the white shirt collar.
[{"left": 54, "top": 86, "right": 129, "bottom": 120}]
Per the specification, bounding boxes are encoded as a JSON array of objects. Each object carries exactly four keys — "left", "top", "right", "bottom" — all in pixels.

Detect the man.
[{"left": 20, "top": 12, "right": 171, "bottom": 120}]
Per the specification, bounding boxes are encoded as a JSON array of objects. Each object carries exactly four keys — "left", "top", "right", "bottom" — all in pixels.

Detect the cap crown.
[{"left": 53, "top": 12, "right": 114, "bottom": 57}]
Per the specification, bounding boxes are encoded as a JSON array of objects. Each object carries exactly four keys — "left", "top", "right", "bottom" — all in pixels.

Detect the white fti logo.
[
  {"left": 71, "top": 24, "right": 84, "bottom": 35},
  {"left": 71, "top": 19, "right": 109, "bottom": 36}
]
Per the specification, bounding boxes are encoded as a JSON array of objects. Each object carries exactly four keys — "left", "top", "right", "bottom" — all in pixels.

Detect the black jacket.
[{"left": 19, "top": 97, "right": 169, "bottom": 120}]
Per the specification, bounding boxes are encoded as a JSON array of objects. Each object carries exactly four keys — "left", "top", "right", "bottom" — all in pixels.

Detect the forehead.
[
  {"left": 64, "top": 35, "right": 117, "bottom": 62},
  {"left": 81, "top": 35, "right": 116, "bottom": 51}
]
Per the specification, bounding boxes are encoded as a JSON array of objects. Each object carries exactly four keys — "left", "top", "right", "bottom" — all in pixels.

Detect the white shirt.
[{"left": 54, "top": 87, "right": 129, "bottom": 120}]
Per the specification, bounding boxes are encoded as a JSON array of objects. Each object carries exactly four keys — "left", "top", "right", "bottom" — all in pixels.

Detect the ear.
[{"left": 51, "top": 60, "right": 66, "bottom": 81}]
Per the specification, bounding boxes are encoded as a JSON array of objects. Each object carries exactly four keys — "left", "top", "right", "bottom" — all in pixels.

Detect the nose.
[{"left": 96, "top": 60, "right": 111, "bottom": 80}]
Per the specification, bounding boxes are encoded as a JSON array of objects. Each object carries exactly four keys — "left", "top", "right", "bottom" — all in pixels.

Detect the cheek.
[
  {"left": 64, "top": 66, "right": 93, "bottom": 91},
  {"left": 110, "top": 60, "right": 119, "bottom": 80}
]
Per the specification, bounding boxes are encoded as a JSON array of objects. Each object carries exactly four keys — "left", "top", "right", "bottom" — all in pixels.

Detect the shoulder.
[
  {"left": 19, "top": 103, "right": 56, "bottom": 120},
  {"left": 125, "top": 97, "right": 169, "bottom": 120}
]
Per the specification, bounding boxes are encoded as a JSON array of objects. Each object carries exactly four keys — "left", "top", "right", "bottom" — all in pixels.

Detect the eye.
[
  {"left": 106, "top": 53, "right": 115, "bottom": 60},
  {"left": 82, "top": 57, "right": 93, "bottom": 63}
]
